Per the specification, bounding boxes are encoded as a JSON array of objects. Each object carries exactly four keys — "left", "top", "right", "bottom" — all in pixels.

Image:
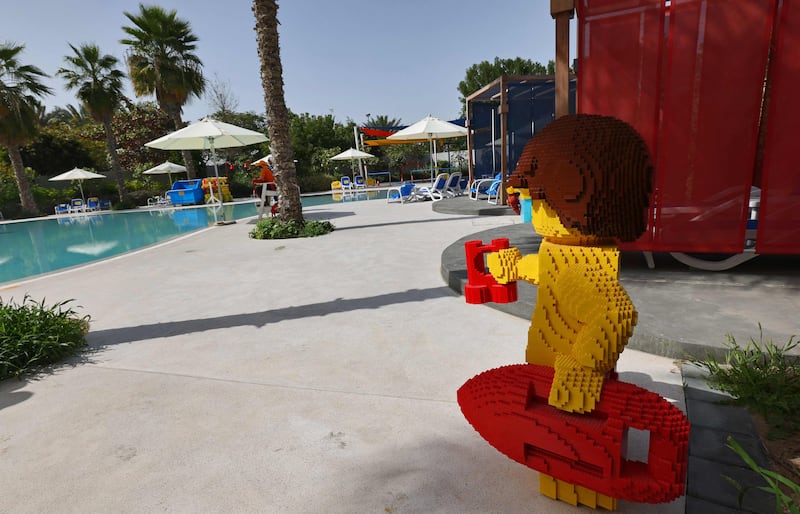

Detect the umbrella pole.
[
  {"left": 429, "top": 137, "right": 435, "bottom": 184},
  {"left": 78, "top": 180, "right": 86, "bottom": 212},
  {"left": 209, "top": 139, "right": 230, "bottom": 224}
]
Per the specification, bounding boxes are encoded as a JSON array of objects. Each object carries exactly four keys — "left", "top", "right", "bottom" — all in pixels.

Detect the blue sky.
[{"left": 1, "top": 1, "right": 576, "bottom": 126}]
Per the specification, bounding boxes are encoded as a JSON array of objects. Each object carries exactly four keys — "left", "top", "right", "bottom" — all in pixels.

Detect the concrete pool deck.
[{"left": 0, "top": 197, "right": 796, "bottom": 512}]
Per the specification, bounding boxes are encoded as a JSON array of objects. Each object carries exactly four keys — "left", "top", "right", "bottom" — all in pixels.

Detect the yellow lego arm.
[
  {"left": 548, "top": 354, "right": 605, "bottom": 414},
  {"left": 547, "top": 266, "right": 636, "bottom": 414},
  {"left": 486, "top": 249, "right": 539, "bottom": 285},
  {"left": 516, "top": 254, "right": 539, "bottom": 284}
]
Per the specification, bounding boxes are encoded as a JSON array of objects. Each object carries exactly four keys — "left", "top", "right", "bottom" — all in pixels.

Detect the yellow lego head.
[
  {"left": 531, "top": 198, "right": 585, "bottom": 240},
  {"left": 509, "top": 114, "right": 653, "bottom": 242}
]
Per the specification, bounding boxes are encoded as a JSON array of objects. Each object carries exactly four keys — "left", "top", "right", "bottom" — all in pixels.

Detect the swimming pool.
[{"left": 0, "top": 190, "right": 386, "bottom": 285}]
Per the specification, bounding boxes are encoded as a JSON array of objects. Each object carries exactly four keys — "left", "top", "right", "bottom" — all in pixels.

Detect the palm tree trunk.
[
  {"left": 252, "top": 0, "right": 303, "bottom": 222},
  {"left": 168, "top": 110, "right": 197, "bottom": 179},
  {"left": 103, "top": 118, "right": 128, "bottom": 202},
  {"left": 8, "top": 145, "right": 38, "bottom": 213}
]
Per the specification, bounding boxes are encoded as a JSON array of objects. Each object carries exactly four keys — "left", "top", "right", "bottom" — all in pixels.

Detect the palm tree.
[
  {"left": 120, "top": 4, "right": 205, "bottom": 178},
  {"left": 252, "top": 0, "right": 302, "bottom": 222},
  {"left": 365, "top": 114, "right": 403, "bottom": 129},
  {"left": 58, "top": 43, "right": 128, "bottom": 201},
  {"left": 0, "top": 43, "right": 52, "bottom": 214}
]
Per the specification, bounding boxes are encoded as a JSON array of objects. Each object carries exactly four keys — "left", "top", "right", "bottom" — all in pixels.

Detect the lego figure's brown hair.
[{"left": 509, "top": 114, "right": 653, "bottom": 242}]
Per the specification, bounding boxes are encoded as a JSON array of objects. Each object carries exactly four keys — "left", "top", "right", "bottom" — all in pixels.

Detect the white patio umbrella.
[
  {"left": 388, "top": 115, "right": 467, "bottom": 177},
  {"left": 142, "top": 161, "right": 187, "bottom": 185},
  {"left": 49, "top": 168, "right": 106, "bottom": 205},
  {"left": 330, "top": 148, "right": 376, "bottom": 179},
  {"left": 145, "top": 118, "right": 267, "bottom": 221}
]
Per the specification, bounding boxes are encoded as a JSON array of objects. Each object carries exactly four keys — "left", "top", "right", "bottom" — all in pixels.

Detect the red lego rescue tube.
[{"left": 457, "top": 364, "right": 690, "bottom": 504}]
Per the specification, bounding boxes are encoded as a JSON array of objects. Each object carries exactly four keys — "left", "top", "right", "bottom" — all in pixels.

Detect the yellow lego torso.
[{"left": 526, "top": 240, "right": 637, "bottom": 412}]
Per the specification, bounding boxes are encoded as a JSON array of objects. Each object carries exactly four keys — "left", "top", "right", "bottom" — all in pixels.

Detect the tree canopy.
[
  {"left": 58, "top": 43, "right": 128, "bottom": 200},
  {"left": 121, "top": 4, "right": 205, "bottom": 178},
  {"left": 110, "top": 101, "right": 176, "bottom": 174},
  {"left": 0, "top": 43, "right": 53, "bottom": 213},
  {"left": 289, "top": 111, "right": 355, "bottom": 173},
  {"left": 457, "top": 57, "right": 556, "bottom": 112},
  {"left": 20, "top": 122, "right": 105, "bottom": 177}
]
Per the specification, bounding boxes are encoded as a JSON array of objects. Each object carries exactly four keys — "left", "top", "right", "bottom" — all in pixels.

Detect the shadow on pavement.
[
  {"left": 0, "top": 380, "right": 34, "bottom": 411},
  {"left": 86, "top": 286, "right": 455, "bottom": 349}
]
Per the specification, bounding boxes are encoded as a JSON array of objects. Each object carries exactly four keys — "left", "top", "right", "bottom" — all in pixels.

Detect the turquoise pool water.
[{"left": 0, "top": 191, "right": 385, "bottom": 285}]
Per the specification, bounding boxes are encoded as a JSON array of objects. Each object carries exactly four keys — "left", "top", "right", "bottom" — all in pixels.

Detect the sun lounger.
[
  {"left": 69, "top": 198, "right": 85, "bottom": 213},
  {"left": 387, "top": 182, "right": 417, "bottom": 204},
  {"left": 444, "top": 172, "right": 463, "bottom": 197},
  {"left": 415, "top": 173, "right": 449, "bottom": 201},
  {"left": 470, "top": 173, "right": 502, "bottom": 201},
  {"left": 485, "top": 179, "right": 502, "bottom": 204},
  {"left": 147, "top": 195, "right": 171, "bottom": 207}
]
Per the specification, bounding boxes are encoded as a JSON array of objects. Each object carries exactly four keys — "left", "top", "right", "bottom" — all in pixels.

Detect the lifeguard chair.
[{"left": 251, "top": 155, "right": 278, "bottom": 218}]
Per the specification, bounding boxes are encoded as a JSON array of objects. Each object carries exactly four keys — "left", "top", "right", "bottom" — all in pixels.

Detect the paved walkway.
[{"left": 0, "top": 197, "right": 794, "bottom": 512}]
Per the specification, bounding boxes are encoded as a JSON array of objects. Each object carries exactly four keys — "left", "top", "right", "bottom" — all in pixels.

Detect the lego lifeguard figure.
[
  {"left": 489, "top": 114, "right": 653, "bottom": 414},
  {"left": 459, "top": 115, "right": 688, "bottom": 510}
]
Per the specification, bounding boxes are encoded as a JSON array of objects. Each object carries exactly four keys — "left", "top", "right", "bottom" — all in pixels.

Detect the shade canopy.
[
  {"left": 143, "top": 161, "right": 187, "bottom": 175},
  {"left": 387, "top": 115, "right": 467, "bottom": 141},
  {"left": 145, "top": 117, "right": 268, "bottom": 151},
  {"left": 364, "top": 137, "right": 428, "bottom": 147},
  {"left": 49, "top": 168, "right": 107, "bottom": 182},
  {"left": 330, "top": 148, "right": 376, "bottom": 160}
]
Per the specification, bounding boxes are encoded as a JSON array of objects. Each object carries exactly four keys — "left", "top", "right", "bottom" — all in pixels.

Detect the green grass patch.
[
  {"left": 249, "top": 218, "right": 334, "bottom": 240},
  {"left": 725, "top": 436, "right": 799, "bottom": 513},
  {"left": 0, "top": 295, "right": 90, "bottom": 380},
  {"left": 689, "top": 326, "right": 800, "bottom": 439}
]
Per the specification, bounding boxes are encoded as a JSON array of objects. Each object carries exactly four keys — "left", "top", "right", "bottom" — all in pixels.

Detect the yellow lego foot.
[{"left": 539, "top": 474, "right": 618, "bottom": 510}]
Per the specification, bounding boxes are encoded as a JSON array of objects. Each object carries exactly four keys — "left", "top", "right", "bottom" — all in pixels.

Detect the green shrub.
[
  {"left": 32, "top": 184, "right": 66, "bottom": 212},
  {"left": 0, "top": 295, "right": 90, "bottom": 380},
  {"left": 121, "top": 189, "right": 161, "bottom": 209},
  {"left": 297, "top": 173, "right": 336, "bottom": 193},
  {"left": 111, "top": 198, "right": 141, "bottom": 211},
  {"left": 689, "top": 327, "right": 800, "bottom": 439},
  {"left": 725, "top": 436, "right": 799, "bottom": 513},
  {"left": 249, "top": 217, "right": 334, "bottom": 240},
  {"left": 2, "top": 204, "right": 43, "bottom": 219},
  {"left": 228, "top": 171, "right": 253, "bottom": 198}
]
